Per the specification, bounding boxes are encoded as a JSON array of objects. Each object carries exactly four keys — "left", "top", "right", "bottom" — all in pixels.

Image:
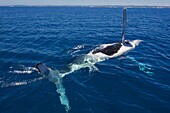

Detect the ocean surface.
[{"left": 0, "top": 6, "right": 170, "bottom": 113}]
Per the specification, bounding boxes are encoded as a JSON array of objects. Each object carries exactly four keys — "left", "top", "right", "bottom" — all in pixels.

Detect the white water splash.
[
  {"left": 11, "top": 70, "right": 32, "bottom": 74},
  {"left": 60, "top": 55, "right": 102, "bottom": 78},
  {"left": 73, "top": 45, "right": 84, "bottom": 50},
  {"left": 9, "top": 67, "right": 38, "bottom": 74},
  {"left": 1, "top": 77, "right": 44, "bottom": 88},
  {"left": 68, "top": 45, "right": 85, "bottom": 55},
  {"left": 1, "top": 66, "right": 42, "bottom": 88}
]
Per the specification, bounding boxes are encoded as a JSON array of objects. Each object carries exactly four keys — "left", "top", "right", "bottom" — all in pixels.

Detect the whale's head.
[{"left": 130, "top": 39, "right": 143, "bottom": 47}]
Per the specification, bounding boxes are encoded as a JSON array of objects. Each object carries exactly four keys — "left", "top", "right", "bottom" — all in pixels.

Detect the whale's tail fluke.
[
  {"left": 35, "top": 63, "right": 71, "bottom": 112},
  {"left": 122, "top": 7, "right": 127, "bottom": 45},
  {"left": 35, "top": 63, "right": 50, "bottom": 75}
]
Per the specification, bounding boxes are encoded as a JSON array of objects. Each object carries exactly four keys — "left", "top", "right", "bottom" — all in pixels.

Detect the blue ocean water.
[{"left": 0, "top": 6, "right": 170, "bottom": 113}]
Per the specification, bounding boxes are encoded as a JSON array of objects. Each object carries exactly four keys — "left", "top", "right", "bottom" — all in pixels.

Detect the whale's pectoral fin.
[
  {"left": 35, "top": 63, "right": 50, "bottom": 75},
  {"left": 122, "top": 7, "right": 127, "bottom": 45}
]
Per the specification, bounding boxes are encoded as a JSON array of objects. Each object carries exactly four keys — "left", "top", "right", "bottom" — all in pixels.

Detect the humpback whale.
[
  {"left": 87, "top": 8, "right": 142, "bottom": 60},
  {"left": 35, "top": 8, "right": 144, "bottom": 112},
  {"left": 36, "top": 7, "right": 143, "bottom": 78},
  {"left": 35, "top": 7, "right": 144, "bottom": 96}
]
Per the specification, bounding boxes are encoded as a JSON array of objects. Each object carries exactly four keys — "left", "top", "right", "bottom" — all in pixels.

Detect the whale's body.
[{"left": 87, "top": 39, "right": 142, "bottom": 61}]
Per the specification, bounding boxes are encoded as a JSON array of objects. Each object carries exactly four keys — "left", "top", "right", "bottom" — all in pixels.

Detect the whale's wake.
[{"left": 1, "top": 66, "right": 44, "bottom": 88}]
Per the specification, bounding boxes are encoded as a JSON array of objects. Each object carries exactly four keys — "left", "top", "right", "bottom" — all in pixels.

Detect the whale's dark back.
[{"left": 92, "top": 42, "right": 122, "bottom": 56}]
